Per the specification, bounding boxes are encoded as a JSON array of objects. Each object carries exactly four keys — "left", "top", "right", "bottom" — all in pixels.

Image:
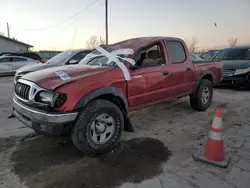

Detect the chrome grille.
[
  {"left": 223, "top": 69, "right": 235, "bottom": 77},
  {"left": 15, "top": 82, "right": 31, "bottom": 100}
]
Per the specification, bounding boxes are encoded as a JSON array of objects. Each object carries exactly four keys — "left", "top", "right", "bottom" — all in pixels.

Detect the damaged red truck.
[{"left": 12, "top": 37, "right": 223, "bottom": 154}]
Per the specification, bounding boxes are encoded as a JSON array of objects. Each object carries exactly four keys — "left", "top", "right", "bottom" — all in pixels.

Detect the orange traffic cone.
[{"left": 193, "top": 108, "right": 231, "bottom": 168}]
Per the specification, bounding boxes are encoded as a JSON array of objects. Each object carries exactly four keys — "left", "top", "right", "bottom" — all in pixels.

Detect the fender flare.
[
  {"left": 192, "top": 71, "right": 214, "bottom": 94},
  {"left": 73, "top": 86, "right": 128, "bottom": 113}
]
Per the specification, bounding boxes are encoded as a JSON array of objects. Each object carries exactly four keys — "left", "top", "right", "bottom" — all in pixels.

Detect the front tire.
[
  {"left": 71, "top": 99, "right": 124, "bottom": 155},
  {"left": 190, "top": 79, "right": 213, "bottom": 111}
]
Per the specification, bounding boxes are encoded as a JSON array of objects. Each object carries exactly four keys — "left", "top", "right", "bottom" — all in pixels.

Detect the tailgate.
[{"left": 193, "top": 60, "right": 223, "bottom": 83}]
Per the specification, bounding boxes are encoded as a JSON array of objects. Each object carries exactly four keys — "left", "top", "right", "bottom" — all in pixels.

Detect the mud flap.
[
  {"left": 122, "top": 110, "right": 134, "bottom": 132},
  {"left": 124, "top": 116, "right": 134, "bottom": 132},
  {"left": 8, "top": 113, "right": 15, "bottom": 119}
]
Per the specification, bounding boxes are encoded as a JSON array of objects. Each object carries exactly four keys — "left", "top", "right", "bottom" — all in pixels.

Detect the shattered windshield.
[{"left": 79, "top": 48, "right": 129, "bottom": 67}]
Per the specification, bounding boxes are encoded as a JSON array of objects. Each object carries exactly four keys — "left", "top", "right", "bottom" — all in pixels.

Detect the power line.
[
  {"left": 105, "top": 0, "right": 108, "bottom": 45},
  {"left": 12, "top": 0, "right": 100, "bottom": 32}
]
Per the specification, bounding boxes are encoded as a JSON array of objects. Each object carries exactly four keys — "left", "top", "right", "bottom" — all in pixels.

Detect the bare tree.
[
  {"left": 86, "top": 35, "right": 106, "bottom": 48},
  {"left": 188, "top": 37, "right": 198, "bottom": 52},
  {"left": 228, "top": 37, "right": 238, "bottom": 47}
]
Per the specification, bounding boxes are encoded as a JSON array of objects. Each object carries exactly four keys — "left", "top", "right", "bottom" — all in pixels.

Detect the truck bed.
[{"left": 193, "top": 60, "right": 223, "bottom": 84}]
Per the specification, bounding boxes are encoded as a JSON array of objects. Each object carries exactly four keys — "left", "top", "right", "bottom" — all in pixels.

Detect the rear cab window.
[{"left": 165, "top": 40, "right": 187, "bottom": 64}]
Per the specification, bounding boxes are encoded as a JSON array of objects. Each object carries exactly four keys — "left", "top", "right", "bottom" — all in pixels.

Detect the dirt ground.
[{"left": 0, "top": 76, "right": 250, "bottom": 188}]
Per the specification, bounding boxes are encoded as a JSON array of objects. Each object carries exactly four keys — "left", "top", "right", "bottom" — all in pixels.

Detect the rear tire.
[
  {"left": 244, "top": 81, "right": 250, "bottom": 90},
  {"left": 190, "top": 79, "right": 213, "bottom": 111},
  {"left": 71, "top": 99, "right": 124, "bottom": 155}
]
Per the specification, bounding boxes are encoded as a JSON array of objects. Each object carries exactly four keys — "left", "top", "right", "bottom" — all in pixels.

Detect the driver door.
[{"left": 127, "top": 42, "right": 173, "bottom": 110}]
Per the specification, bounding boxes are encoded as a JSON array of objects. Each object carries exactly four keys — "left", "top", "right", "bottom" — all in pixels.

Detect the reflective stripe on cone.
[{"left": 204, "top": 131, "right": 225, "bottom": 161}]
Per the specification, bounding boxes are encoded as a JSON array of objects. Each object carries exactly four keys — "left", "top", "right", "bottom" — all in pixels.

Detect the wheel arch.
[
  {"left": 74, "top": 86, "right": 129, "bottom": 114},
  {"left": 192, "top": 71, "right": 214, "bottom": 94}
]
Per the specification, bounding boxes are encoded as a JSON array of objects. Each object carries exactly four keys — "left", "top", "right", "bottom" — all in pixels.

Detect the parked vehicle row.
[
  {"left": 196, "top": 46, "right": 250, "bottom": 89},
  {"left": 0, "top": 55, "right": 40, "bottom": 76},
  {"left": 0, "top": 52, "right": 43, "bottom": 62},
  {"left": 14, "top": 49, "right": 92, "bottom": 83},
  {"left": 12, "top": 36, "right": 223, "bottom": 155},
  {"left": 213, "top": 46, "right": 250, "bottom": 89}
]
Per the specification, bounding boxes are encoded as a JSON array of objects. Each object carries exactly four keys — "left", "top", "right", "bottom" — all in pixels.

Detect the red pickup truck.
[{"left": 12, "top": 37, "right": 223, "bottom": 154}]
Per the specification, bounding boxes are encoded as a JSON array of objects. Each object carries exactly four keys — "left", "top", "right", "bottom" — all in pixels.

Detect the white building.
[{"left": 0, "top": 35, "right": 33, "bottom": 53}]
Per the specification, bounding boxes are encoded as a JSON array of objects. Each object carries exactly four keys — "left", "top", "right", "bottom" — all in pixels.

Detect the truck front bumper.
[{"left": 13, "top": 97, "right": 78, "bottom": 135}]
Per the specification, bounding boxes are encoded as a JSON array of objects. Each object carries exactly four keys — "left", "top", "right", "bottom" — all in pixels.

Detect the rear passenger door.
[
  {"left": 0, "top": 57, "right": 13, "bottom": 74},
  {"left": 164, "top": 40, "right": 195, "bottom": 96}
]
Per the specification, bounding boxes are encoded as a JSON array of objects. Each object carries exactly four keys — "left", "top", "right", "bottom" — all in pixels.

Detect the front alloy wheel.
[
  {"left": 71, "top": 99, "right": 124, "bottom": 155},
  {"left": 90, "top": 113, "right": 115, "bottom": 144},
  {"left": 201, "top": 87, "right": 210, "bottom": 104}
]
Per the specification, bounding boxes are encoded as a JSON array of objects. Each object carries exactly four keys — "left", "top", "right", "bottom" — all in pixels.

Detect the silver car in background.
[
  {"left": 0, "top": 55, "right": 40, "bottom": 76},
  {"left": 14, "top": 49, "right": 92, "bottom": 83}
]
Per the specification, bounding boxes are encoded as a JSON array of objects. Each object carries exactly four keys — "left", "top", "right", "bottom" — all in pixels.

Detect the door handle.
[
  {"left": 186, "top": 67, "right": 191, "bottom": 71},
  {"left": 162, "top": 70, "right": 169, "bottom": 76}
]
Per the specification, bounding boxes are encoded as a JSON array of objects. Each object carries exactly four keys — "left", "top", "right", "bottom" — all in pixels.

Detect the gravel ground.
[{"left": 0, "top": 76, "right": 250, "bottom": 188}]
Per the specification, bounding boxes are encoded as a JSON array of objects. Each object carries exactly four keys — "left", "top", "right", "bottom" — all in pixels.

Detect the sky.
[{"left": 0, "top": 0, "right": 249, "bottom": 51}]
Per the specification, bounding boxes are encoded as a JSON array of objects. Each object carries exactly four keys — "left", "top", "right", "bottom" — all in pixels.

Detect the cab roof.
[{"left": 108, "top": 36, "right": 183, "bottom": 50}]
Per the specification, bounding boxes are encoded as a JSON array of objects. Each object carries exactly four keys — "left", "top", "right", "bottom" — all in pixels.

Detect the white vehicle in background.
[
  {"left": 190, "top": 53, "right": 204, "bottom": 61},
  {"left": 0, "top": 56, "right": 40, "bottom": 76}
]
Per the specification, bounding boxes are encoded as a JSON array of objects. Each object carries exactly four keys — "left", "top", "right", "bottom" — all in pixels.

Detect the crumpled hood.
[
  {"left": 22, "top": 64, "right": 114, "bottom": 90},
  {"left": 223, "top": 60, "right": 250, "bottom": 69},
  {"left": 16, "top": 63, "right": 58, "bottom": 74}
]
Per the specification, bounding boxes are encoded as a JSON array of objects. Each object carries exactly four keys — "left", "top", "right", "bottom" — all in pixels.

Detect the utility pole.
[
  {"left": 7, "top": 22, "right": 10, "bottom": 38},
  {"left": 105, "top": 0, "right": 108, "bottom": 45}
]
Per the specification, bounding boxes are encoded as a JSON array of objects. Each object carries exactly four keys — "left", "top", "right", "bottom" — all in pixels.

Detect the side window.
[
  {"left": 201, "top": 52, "right": 211, "bottom": 59},
  {"left": 0, "top": 57, "right": 11, "bottom": 63},
  {"left": 190, "top": 54, "right": 195, "bottom": 61},
  {"left": 13, "top": 57, "right": 23, "bottom": 62},
  {"left": 166, "top": 41, "right": 186, "bottom": 64},
  {"left": 213, "top": 51, "right": 227, "bottom": 60},
  {"left": 138, "top": 44, "right": 164, "bottom": 68},
  {"left": 18, "top": 58, "right": 27, "bottom": 61},
  {"left": 71, "top": 52, "right": 88, "bottom": 62}
]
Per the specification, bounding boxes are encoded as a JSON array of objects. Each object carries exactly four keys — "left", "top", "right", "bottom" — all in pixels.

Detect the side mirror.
[
  {"left": 129, "top": 52, "right": 143, "bottom": 70},
  {"left": 69, "top": 59, "right": 78, "bottom": 64},
  {"left": 129, "top": 64, "right": 139, "bottom": 70}
]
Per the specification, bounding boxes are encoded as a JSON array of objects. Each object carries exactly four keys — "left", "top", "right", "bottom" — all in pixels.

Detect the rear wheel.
[
  {"left": 244, "top": 81, "right": 250, "bottom": 90},
  {"left": 190, "top": 79, "right": 213, "bottom": 111},
  {"left": 71, "top": 99, "right": 124, "bottom": 155}
]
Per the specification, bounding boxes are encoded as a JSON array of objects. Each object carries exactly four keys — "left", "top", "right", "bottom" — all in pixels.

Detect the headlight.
[
  {"left": 36, "top": 91, "right": 55, "bottom": 103},
  {"left": 35, "top": 91, "right": 67, "bottom": 108},
  {"left": 234, "top": 68, "right": 249, "bottom": 75}
]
